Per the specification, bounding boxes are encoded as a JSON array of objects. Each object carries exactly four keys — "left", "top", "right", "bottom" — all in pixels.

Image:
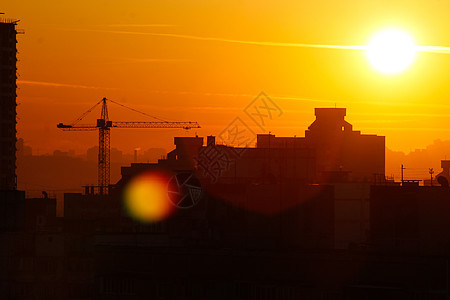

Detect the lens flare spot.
[{"left": 123, "top": 171, "right": 174, "bottom": 222}]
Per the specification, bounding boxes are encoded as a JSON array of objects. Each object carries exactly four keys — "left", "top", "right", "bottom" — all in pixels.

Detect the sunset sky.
[{"left": 4, "top": 0, "right": 450, "bottom": 155}]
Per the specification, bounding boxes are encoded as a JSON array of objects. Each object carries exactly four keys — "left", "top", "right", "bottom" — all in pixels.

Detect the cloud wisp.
[{"left": 18, "top": 79, "right": 450, "bottom": 111}]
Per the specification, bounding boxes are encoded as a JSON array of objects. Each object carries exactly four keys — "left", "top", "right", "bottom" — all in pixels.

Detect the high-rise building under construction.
[{"left": 0, "top": 18, "right": 19, "bottom": 190}]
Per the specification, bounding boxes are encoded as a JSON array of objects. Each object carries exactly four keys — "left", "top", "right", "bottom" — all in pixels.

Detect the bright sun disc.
[{"left": 367, "top": 29, "right": 416, "bottom": 74}]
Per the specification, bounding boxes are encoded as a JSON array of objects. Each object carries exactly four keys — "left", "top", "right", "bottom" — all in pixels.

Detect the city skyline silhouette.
[{"left": 3, "top": 2, "right": 450, "bottom": 299}]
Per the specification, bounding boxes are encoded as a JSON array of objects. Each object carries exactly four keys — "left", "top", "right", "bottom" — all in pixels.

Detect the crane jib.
[{"left": 56, "top": 97, "right": 200, "bottom": 195}]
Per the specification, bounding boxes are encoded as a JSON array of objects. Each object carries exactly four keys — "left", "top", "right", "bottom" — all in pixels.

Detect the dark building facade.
[
  {"left": 0, "top": 19, "right": 19, "bottom": 190},
  {"left": 370, "top": 184, "right": 450, "bottom": 254}
]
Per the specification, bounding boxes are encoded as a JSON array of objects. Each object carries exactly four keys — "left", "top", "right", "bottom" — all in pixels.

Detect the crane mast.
[
  {"left": 57, "top": 97, "right": 200, "bottom": 194},
  {"left": 98, "top": 98, "right": 111, "bottom": 193}
]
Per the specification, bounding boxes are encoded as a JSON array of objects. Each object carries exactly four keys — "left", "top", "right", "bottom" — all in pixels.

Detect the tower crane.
[{"left": 57, "top": 97, "right": 200, "bottom": 194}]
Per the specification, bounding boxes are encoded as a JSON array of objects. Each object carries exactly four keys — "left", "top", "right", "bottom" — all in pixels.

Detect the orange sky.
[{"left": 4, "top": 0, "right": 450, "bottom": 154}]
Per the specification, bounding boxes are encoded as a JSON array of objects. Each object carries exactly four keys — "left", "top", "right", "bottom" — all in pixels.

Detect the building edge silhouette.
[{"left": 0, "top": 17, "right": 19, "bottom": 190}]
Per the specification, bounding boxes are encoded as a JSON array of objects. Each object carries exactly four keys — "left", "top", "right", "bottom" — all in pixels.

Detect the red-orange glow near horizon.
[{"left": 123, "top": 171, "right": 175, "bottom": 223}]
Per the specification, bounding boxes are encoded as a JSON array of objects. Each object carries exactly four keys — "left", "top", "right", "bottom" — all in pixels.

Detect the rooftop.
[{"left": 0, "top": 17, "right": 19, "bottom": 25}]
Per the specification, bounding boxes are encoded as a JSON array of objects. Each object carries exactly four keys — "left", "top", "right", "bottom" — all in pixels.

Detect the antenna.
[
  {"left": 429, "top": 168, "right": 434, "bottom": 186},
  {"left": 401, "top": 164, "right": 406, "bottom": 185}
]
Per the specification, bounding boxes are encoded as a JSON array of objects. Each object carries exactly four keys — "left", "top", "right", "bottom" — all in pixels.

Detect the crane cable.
[
  {"left": 107, "top": 98, "right": 170, "bottom": 122},
  {"left": 70, "top": 99, "right": 103, "bottom": 126},
  {"left": 69, "top": 97, "right": 182, "bottom": 125}
]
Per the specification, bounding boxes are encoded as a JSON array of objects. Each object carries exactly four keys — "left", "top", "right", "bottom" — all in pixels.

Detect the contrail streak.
[
  {"left": 60, "top": 28, "right": 450, "bottom": 53},
  {"left": 128, "top": 31, "right": 366, "bottom": 50},
  {"left": 17, "top": 80, "right": 116, "bottom": 90},
  {"left": 101, "top": 24, "right": 176, "bottom": 28},
  {"left": 60, "top": 28, "right": 366, "bottom": 50},
  {"left": 416, "top": 46, "right": 450, "bottom": 54},
  {"left": 102, "top": 57, "right": 191, "bottom": 65}
]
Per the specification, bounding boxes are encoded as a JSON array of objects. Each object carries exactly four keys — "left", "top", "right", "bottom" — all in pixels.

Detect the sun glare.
[{"left": 367, "top": 29, "right": 416, "bottom": 74}]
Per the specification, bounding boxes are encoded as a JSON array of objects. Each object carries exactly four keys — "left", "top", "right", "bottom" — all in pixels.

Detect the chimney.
[
  {"left": 207, "top": 136, "right": 215, "bottom": 146},
  {"left": 134, "top": 148, "right": 140, "bottom": 163}
]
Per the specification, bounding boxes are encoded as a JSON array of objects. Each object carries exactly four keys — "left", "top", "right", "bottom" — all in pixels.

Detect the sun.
[{"left": 367, "top": 29, "right": 416, "bottom": 74}]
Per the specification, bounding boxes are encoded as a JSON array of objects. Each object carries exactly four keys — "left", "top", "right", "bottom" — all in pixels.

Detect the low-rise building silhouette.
[{"left": 370, "top": 160, "right": 450, "bottom": 254}]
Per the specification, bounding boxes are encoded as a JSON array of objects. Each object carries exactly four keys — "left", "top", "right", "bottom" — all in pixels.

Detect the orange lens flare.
[{"left": 123, "top": 171, "right": 175, "bottom": 223}]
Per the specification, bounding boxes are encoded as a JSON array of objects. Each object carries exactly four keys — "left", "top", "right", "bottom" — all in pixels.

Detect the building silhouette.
[
  {"left": 119, "top": 108, "right": 385, "bottom": 186},
  {"left": 257, "top": 108, "right": 385, "bottom": 182},
  {"left": 435, "top": 160, "right": 450, "bottom": 186},
  {"left": 0, "top": 18, "right": 19, "bottom": 190},
  {"left": 0, "top": 18, "right": 25, "bottom": 232}
]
